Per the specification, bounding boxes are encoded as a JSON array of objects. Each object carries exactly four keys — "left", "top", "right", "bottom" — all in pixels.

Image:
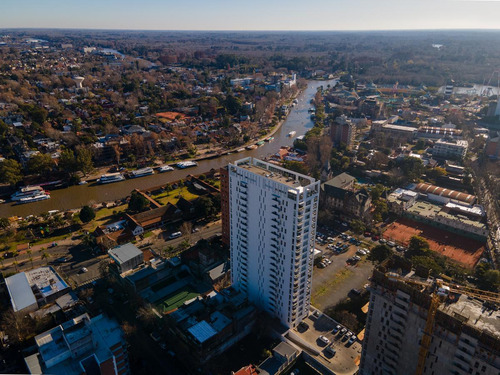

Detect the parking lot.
[
  {"left": 288, "top": 310, "right": 361, "bottom": 375},
  {"left": 311, "top": 231, "right": 374, "bottom": 310}
]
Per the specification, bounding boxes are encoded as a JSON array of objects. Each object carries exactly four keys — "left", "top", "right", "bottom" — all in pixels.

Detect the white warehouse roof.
[{"left": 5, "top": 272, "right": 37, "bottom": 312}]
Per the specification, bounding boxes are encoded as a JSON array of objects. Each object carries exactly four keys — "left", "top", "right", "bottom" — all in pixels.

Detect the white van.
[{"left": 168, "top": 231, "right": 182, "bottom": 239}]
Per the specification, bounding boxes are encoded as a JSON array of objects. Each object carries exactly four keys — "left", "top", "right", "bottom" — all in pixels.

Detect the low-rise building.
[
  {"left": 108, "top": 243, "right": 144, "bottom": 274},
  {"left": 432, "top": 138, "right": 468, "bottom": 160},
  {"left": 24, "top": 313, "right": 129, "bottom": 375},
  {"left": 5, "top": 266, "right": 70, "bottom": 315},
  {"left": 320, "top": 173, "right": 372, "bottom": 221},
  {"left": 416, "top": 126, "right": 462, "bottom": 140},
  {"left": 170, "top": 288, "right": 257, "bottom": 366}
]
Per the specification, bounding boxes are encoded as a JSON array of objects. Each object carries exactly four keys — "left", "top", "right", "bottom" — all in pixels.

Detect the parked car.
[
  {"left": 347, "top": 336, "right": 357, "bottom": 346},
  {"left": 80, "top": 267, "right": 88, "bottom": 273},
  {"left": 168, "top": 231, "right": 182, "bottom": 239},
  {"left": 318, "top": 335, "right": 330, "bottom": 345},
  {"left": 379, "top": 238, "right": 387, "bottom": 244},
  {"left": 333, "top": 324, "right": 341, "bottom": 334},
  {"left": 372, "top": 235, "right": 380, "bottom": 241},
  {"left": 387, "top": 241, "right": 396, "bottom": 247},
  {"left": 324, "top": 346, "right": 336, "bottom": 357}
]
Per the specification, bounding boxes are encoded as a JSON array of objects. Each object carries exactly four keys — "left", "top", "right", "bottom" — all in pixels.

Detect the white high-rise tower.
[{"left": 225, "top": 157, "right": 319, "bottom": 328}]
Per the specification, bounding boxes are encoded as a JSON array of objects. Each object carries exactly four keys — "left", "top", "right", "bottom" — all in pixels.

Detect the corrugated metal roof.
[
  {"left": 5, "top": 272, "right": 37, "bottom": 312},
  {"left": 108, "top": 243, "right": 142, "bottom": 265},
  {"left": 187, "top": 321, "right": 217, "bottom": 344},
  {"left": 415, "top": 183, "right": 476, "bottom": 204}
]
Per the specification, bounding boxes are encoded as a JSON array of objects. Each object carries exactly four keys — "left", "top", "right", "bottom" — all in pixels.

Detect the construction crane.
[{"left": 385, "top": 273, "right": 500, "bottom": 375}]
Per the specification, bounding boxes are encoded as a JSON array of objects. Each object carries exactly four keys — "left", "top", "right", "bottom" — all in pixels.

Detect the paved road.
[{"left": 1, "top": 221, "right": 223, "bottom": 286}]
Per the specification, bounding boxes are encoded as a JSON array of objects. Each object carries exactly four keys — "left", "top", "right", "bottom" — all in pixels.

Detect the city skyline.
[{"left": 1, "top": 0, "right": 500, "bottom": 31}]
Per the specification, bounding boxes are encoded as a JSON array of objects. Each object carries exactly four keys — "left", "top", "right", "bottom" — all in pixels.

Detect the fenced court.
[
  {"left": 155, "top": 285, "right": 199, "bottom": 314},
  {"left": 383, "top": 218, "right": 485, "bottom": 268}
]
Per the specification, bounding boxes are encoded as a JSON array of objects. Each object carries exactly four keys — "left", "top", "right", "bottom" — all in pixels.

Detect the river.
[{"left": 0, "top": 79, "right": 336, "bottom": 218}]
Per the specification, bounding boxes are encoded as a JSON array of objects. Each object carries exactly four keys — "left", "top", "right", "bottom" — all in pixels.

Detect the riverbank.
[{"left": 0, "top": 79, "right": 336, "bottom": 219}]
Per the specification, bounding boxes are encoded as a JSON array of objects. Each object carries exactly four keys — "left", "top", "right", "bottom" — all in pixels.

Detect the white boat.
[
  {"left": 236, "top": 148, "right": 245, "bottom": 153},
  {"left": 176, "top": 161, "right": 198, "bottom": 169},
  {"left": 17, "top": 193, "right": 50, "bottom": 204},
  {"left": 97, "top": 173, "right": 125, "bottom": 184},
  {"left": 158, "top": 165, "right": 174, "bottom": 173},
  {"left": 130, "top": 167, "right": 154, "bottom": 178},
  {"left": 11, "top": 186, "right": 48, "bottom": 201},
  {"left": 288, "top": 131, "right": 296, "bottom": 137}
]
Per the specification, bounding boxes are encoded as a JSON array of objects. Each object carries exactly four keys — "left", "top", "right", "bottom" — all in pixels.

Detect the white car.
[
  {"left": 80, "top": 267, "right": 88, "bottom": 273},
  {"left": 318, "top": 335, "right": 330, "bottom": 345}
]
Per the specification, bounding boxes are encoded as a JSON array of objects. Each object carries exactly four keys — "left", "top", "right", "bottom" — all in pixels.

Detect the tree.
[
  {"left": 0, "top": 217, "right": 10, "bottom": 229},
  {"left": 477, "top": 270, "right": 500, "bottom": 292},
  {"left": 81, "top": 233, "right": 97, "bottom": 250},
  {"left": 369, "top": 245, "right": 392, "bottom": 263},
  {"left": 283, "top": 160, "right": 308, "bottom": 175},
  {"left": 0, "top": 159, "right": 22, "bottom": 186},
  {"left": 58, "top": 149, "right": 77, "bottom": 175},
  {"left": 350, "top": 219, "right": 366, "bottom": 234},
  {"left": 41, "top": 251, "right": 50, "bottom": 265},
  {"left": 128, "top": 191, "right": 149, "bottom": 213},
  {"left": 79, "top": 205, "right": 96, "bottom": 223},
  {"left": 27, "top": 153, "right": 54, "bottom": 175},
  {"left": 373, "top": 200, "right": 388, "bottom": 222},
  {"left": 399, "top": 156, "right": 424, "bottom": 182},
  {"left": 370, "top": 184, "right": 386, "bottom": 201},
  {"left": 180, "top": 221, "right": 193, "bottom": 242},
  {"left": 194, "top": 196, "right": 217, "bottom": 218},
  {"left": 76, "top": 147, "right": 94, "bottom": 176},
  {"left": 407, "top": 236, "right": 430, "bottom": 257}
]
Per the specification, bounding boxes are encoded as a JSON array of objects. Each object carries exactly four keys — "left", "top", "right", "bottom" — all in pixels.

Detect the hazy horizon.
[{"left": 2, "top": 0, "right": 500, "bottom": 31}]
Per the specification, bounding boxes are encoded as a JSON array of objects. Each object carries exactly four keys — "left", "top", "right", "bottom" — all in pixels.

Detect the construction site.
[{"left": 359, "top": 256, "right": 500, "bottom": 375}]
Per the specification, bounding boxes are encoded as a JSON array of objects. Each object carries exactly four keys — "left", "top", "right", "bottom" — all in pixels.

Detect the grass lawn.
[
  {"left": 85, "top": 204, "right": 128, "bottom": 232},
  {"left": 155, "top": 286, "right": 199, "bottom": 313},
  {"left": 151, "top": 187, "right": 200, "bottom": 206},
  {"left": 311, "top": 268, "right": 353, "bottom": 305}
]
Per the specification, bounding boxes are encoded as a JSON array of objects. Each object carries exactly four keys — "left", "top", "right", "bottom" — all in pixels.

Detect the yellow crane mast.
[{"left": 385, "top": 273, "right": 500, "bottom": 375}]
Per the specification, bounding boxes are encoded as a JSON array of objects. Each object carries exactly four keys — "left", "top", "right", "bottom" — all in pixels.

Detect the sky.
[{"left": 1, "top": 0, "right": 500, "bottom": 31}]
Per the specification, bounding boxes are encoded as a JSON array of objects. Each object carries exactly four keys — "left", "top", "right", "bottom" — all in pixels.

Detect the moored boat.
[
  {"left": 176, "top": 161, "right": 198, "bottom": 169},
  {"left": 129, "top": 167, "right": 155, "bottom": 178},
  {"left": 17, "top": 193, "right": 50, "bottom": 204},
  {"left": 11, "top": 186, "right": 48, "bottom": 201},
  {"left": 158, "top": 165, "right": 174, "bottom": 172},
  {"left": 97, "top": 173, "right": 125, "bottom": 184}
]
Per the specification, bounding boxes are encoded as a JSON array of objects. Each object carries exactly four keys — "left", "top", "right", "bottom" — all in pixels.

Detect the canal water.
[{"left": 0, "top": 79, "right": 336, "bottom": 218}]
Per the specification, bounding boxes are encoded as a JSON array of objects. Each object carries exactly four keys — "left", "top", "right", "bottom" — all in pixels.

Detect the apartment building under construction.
[{"left": 359, "top": 257, "right": 500, "bottom": 375}]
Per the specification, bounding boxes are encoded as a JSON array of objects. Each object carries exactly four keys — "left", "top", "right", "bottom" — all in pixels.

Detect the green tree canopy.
[
  {"left": 194, "top": 196, "right": 217, "bottom": 218},
  {"left": 58, "top": 149, "right": 77, "bottom": 174},
  {"left": 369, "top": 244, "right": 392, "bottom": 263},
  {"left": 407, "top": 235, "right": 430, "bottom": 257},
  {"left": 27, "top": 153, "right": 53, "bottom": 175},
  {"left": 128, "top": 191, "right": 150, "bottom": 213},
  {"left": 76, "top": 147, "right": 94, "bottom": 176},
  {"left": 79, "top": 205, "right": 96, "bottom": 223},
  {"left": 477, "top": 269, "right": 500, "bottom": 292},
  {"left": 0, "top": 159, "right": 22, "bottom": 186}
]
